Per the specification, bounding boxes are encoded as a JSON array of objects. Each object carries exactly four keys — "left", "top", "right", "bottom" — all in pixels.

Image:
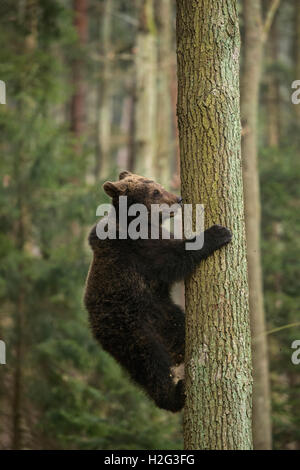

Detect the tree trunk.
[
  {"left": 155, "top": 0, "right": 173, "bottom": 188},
  {"left": 95, "top": 0, "right": 113, "bottom": 179},
  {"left": 266, "top": 8, "right": 280, "bottom": 147},
  {"left": 241, "top": 0, "right": 272, "bottom": 450},
  {"left": 117, "top": 94, "right": 132, "bottom": 171},
  {"left": 134, "top": 0, "right": 157, "bottom": 177},
  {"left": 70, "top": 0, "right": 88, "bottom": 148},
  {"left": 176, "top": 0, "right": 252, "bottom": 450}
]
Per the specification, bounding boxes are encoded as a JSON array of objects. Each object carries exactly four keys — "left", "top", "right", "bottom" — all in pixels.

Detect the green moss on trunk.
[{"left": 176, "top": 0, "right": 253, "bottom": 450}]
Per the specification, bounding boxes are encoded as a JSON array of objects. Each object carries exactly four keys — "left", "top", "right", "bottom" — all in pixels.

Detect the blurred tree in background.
[
  {"left": 259, "top": 0, "right": 300, "bottom": 449},
  {"left": 241, "top": 0, "right": 280, "bottom": 450},
  {"left": 0, "top": 0, "right": 299, "bottom": 450}
]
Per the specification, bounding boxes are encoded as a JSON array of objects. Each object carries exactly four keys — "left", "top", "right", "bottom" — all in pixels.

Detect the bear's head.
[{"left": 103, "top": 171, "right": 182, "bottom": 215}]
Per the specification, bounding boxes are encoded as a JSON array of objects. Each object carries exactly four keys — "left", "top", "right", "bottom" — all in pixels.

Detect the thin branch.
[
  {"left": 253, "top": 322, "right": 300, "bottom": 343},
  {"left": 262, "top": 0, "right": 281, "bottom": 43}
]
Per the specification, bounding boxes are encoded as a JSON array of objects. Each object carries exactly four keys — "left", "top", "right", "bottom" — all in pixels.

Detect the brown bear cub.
[{"left": 84, "top": 171, "right": 232, "bottom": 412}]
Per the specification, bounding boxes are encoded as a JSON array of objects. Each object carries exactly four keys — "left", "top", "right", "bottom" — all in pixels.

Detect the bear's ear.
[
  {"left": 119, "top": 170, "right": 132, "bottom": 180},
  {"left": 103, "top": 181, "right": 126, "bottom": 198}
]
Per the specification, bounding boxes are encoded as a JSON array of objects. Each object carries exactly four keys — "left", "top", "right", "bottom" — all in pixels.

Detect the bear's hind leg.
[
  {"left": 159, "top": 302, "right": 185, "bottom": 365},
  {"left": 123, "top": 331, "right": 185, "bottom": 413}
]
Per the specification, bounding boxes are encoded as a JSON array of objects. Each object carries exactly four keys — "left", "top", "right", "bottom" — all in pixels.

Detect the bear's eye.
[{"left": 153, "top": 190, "right": 160, "bottom": 197}]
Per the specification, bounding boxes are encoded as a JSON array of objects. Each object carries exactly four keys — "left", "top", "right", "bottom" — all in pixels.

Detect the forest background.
[{"left": 0, "top": 0, "right": 299, "bottom": 450}]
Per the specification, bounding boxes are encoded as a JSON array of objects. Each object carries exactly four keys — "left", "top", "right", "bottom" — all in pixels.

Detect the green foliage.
[
  {"left": 1, "top": 0, "right": 298, "bottom": 451},
  {"left": 260, "top": 143, "right": 300, "bottom": 449},
  {"left": 0, "top": 0, "right": 181, "bottom": 450}
]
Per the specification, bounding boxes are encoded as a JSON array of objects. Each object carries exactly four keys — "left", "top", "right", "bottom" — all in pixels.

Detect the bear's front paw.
[
  {"left": 171, "top": 363, "right": 185, "bottom": 384},
  {"left": 206, "top": 224, "right": 232, "bottom": 248}
]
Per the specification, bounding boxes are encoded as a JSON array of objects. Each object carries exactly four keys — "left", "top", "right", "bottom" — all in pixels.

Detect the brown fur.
[{"left": 84, "top": 171, "right": 232, "bottom": 412}]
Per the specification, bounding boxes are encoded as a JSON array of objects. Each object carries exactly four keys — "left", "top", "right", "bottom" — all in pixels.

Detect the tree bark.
[
  {"left": 170, "top": 58, "right": 181, "bottom": 189},
  {"left": 241, "top": 0, "right": 273, "bottom": 450},
  {"left": 176, "top": 0, "right": 252, "bottom": 450},
  {"left": 134, "top": 0, "right": 157, "bottom": 177}
]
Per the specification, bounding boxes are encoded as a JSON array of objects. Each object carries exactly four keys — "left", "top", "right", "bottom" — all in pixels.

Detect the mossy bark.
[{"left": 176, "top": 0, "right": 252, "bottom": 450}]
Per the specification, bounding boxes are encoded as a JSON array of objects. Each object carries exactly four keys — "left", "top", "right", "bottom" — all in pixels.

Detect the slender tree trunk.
[
  {"left": 241, "top": 0, "right": 274, "bottom": 450},
  {"left": 266, "top": 9, "right": 280, "bottom": 147},
  {"left": 70, "top": 0, "right": 88, "bottom": 148},
  {"left": 116, "top": 78, "right": 137, "bottom": 172},
  {"left": 155, "top": 0, "right": 173, "bottom": 187},
  {"left": 95, "top": 0, "right": 113, "bottom": 179},
  {"left": 117, "top": 95, "right": 131, "bottom": 170},
  {"left": 176, "top": 0, "right": 252, "bottom": 450},
  {"left": 134, "top": 0, "right": 157, "bottom": 177}
]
